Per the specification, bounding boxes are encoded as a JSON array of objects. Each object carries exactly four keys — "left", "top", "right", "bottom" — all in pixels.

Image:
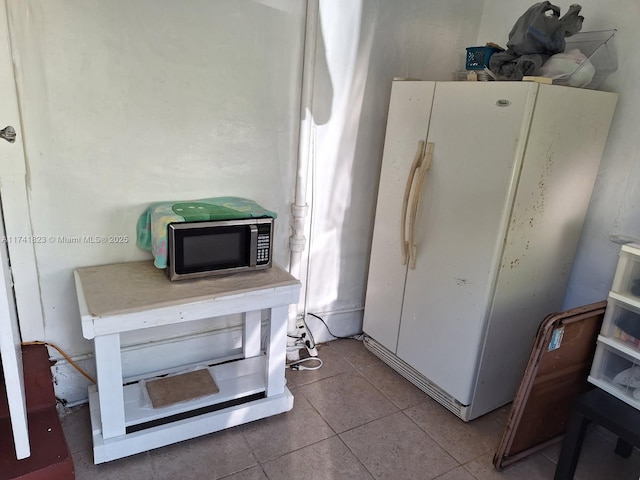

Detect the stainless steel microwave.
[{"left": 166, "top": 217, "right": 273, "bottom": 281}]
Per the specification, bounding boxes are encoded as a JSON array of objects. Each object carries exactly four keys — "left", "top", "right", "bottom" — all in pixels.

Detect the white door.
[
  {"left": 0, "top": 0, "right": 34, "bottom": 460},
  {"left": 0, "top": 216, "right": 29, "bottom": 459},
  {"left": 362, "top": 81, "right": 435, "bottom": 352},
  {"left": 396, "top": 82, "right": 538, "bottom": 405}
]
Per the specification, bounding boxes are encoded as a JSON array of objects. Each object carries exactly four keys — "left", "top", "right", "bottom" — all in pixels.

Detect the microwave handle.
[{"left": 249, "top": 224, "right": 258, "bottom": 267}]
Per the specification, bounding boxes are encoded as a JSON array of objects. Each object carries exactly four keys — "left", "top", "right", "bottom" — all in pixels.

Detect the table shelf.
[{"left": 89, "top": 355, "right": 268, "bottom": 434}]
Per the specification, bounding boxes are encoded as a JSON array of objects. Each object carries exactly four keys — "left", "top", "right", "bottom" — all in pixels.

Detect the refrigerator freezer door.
[
  {"left": 470, "top": 84, "right": 618, "bottom": 417},
  {"left": 363, "top": 81, "right": 435, "bottom": 353},
  {"left": 396, "top": 82, "right": 538, "bottom": 405}
]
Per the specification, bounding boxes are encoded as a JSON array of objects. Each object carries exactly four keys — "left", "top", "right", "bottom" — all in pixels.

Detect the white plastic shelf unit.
[
  {"left": 589, "top": 243, "right": 640, "bottom": 409},
  {"left": 74, "top": 261, "right": 300, "bottom": 464}
]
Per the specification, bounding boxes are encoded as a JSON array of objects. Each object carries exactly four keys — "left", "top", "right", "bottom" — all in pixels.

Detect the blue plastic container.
[{"left": 465, "top": 46, "right": 501, "bottom": 70}]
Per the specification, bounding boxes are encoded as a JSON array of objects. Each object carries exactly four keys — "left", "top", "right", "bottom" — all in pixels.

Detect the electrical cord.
[
  {"left": 286, "top": 312, "right": 364, "bottom": 373},
  {"left": 287, "top": 356, "right": 323, "bottom": 371},
  {"left": 307, "top": 312, "right": 364, "bottom": 340},
  {"left": 21, "top": 341, "right": 96, "bottom": 384}
]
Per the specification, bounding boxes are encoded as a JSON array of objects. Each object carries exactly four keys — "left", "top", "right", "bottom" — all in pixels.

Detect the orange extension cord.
[{"left": 21, "top": 341, "right": 96, "bottom": 384}]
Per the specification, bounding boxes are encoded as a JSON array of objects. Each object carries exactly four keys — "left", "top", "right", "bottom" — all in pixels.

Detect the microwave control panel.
[{"left": 256, "top": 224, "right": 271, "bottom": 265}]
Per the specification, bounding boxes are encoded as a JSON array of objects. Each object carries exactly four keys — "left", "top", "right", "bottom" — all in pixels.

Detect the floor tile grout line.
[
  {"left": 282, "top": 368, "right": 413, "bottom": 477},
  {"left": 397, "top": 407, "right": 489, "bottom": 467},
  {"left": 291, "top": 381, "right": 341, "bottom": 439},
  {"left": 459, "top": 461, "right": 482, "bottom": 480},
  {"left": 252, "top": 433, "right": 378, "bottom": 480},
  {"left": 292, "top": 366, "right": 412, "bottom": 466},
  {"left": 254, "top": 433, "right": 338, "bottom": 465},
  {"left": 353, "top": 363, "right": 428, "bottom": 412},
  {"left": 351, "top": 349, "right": 532, "bottom": 466},
  {"left": 301, "top": 372, "right": 403, "bottom": 436},
  {"left": 217, "top": 463, "right": 269, "bottom": 480},
  {"left": 404, "top": 413, "right": 464, "bottom": 469},
  {"left": 145, "top": 450, "right": 163, "bottom": 480},
  {"left": 327, "top": 337, "right": 383, "bottom": 370},
  {"left": 334, "top": 428, "right": 387, "bottom": 480},
  {"left": 431, "top": 463, "right": 478, "bottom": 480},
  {"left": 234, "top": 424, "right": 263, "bottom": 474},
  {"left": 291, "top": 348, "right": 468, "bottom": 473},
  {"left": 337, "top": 420, "right": 464, "bottom": 480},
  {"left": 338, "top": 358, "right": 470, "bottom": 468},
  {"left": 237, "top": 383, "right": 342, "bottom": 465}
]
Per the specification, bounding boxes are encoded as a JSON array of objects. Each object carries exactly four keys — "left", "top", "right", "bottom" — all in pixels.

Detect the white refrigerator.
[{"left": 363, "top": 80, "right": 617, "bottom": 421}]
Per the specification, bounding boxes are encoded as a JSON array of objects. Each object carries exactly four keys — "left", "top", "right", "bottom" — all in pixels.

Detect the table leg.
[
  {"left": 265, "top": 305, "right": 287, "bottom": 396},
  {"left": 554, "top": 409, "right": 590, "bottom": 480},
  {"left": 615, "top": 437, "right": 634, "bottom": 458},
  {"left": 243, "top": 310, "right": 261, "bottom": 358},
  {"left": 94, "top": 333, "right": 126, "bottom": 439}
]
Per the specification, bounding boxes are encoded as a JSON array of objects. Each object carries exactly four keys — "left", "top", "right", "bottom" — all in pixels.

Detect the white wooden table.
[{"left": 74, "top": 261, "right": 300, "bottom": 464}]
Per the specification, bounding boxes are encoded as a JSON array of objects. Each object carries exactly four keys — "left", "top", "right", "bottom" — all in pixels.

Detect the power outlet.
[{"left": 296, "top": 317, "right": 318, "bottom": 357}]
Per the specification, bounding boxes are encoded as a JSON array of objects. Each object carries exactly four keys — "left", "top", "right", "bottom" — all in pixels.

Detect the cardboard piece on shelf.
[{"left": 146, "top": 369, "right": 219, "bottom": 408}]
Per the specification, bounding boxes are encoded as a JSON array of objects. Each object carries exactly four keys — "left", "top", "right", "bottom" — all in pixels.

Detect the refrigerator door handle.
[
  {"left": 407, "top": 142, "right": 433, "bottom": 269},
  {"left": 401, "top": 140, "right": 426, "bottom": 265}
]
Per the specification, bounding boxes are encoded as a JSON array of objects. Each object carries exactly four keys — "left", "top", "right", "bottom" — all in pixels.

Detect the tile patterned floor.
[{"left": 61, "top": 339, "right": 640, "bottom": 479}]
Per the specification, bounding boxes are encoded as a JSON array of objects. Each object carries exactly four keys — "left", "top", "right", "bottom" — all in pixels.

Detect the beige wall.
[{"left": 8, "top": 0, "right": 304, "bottom": 357}]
